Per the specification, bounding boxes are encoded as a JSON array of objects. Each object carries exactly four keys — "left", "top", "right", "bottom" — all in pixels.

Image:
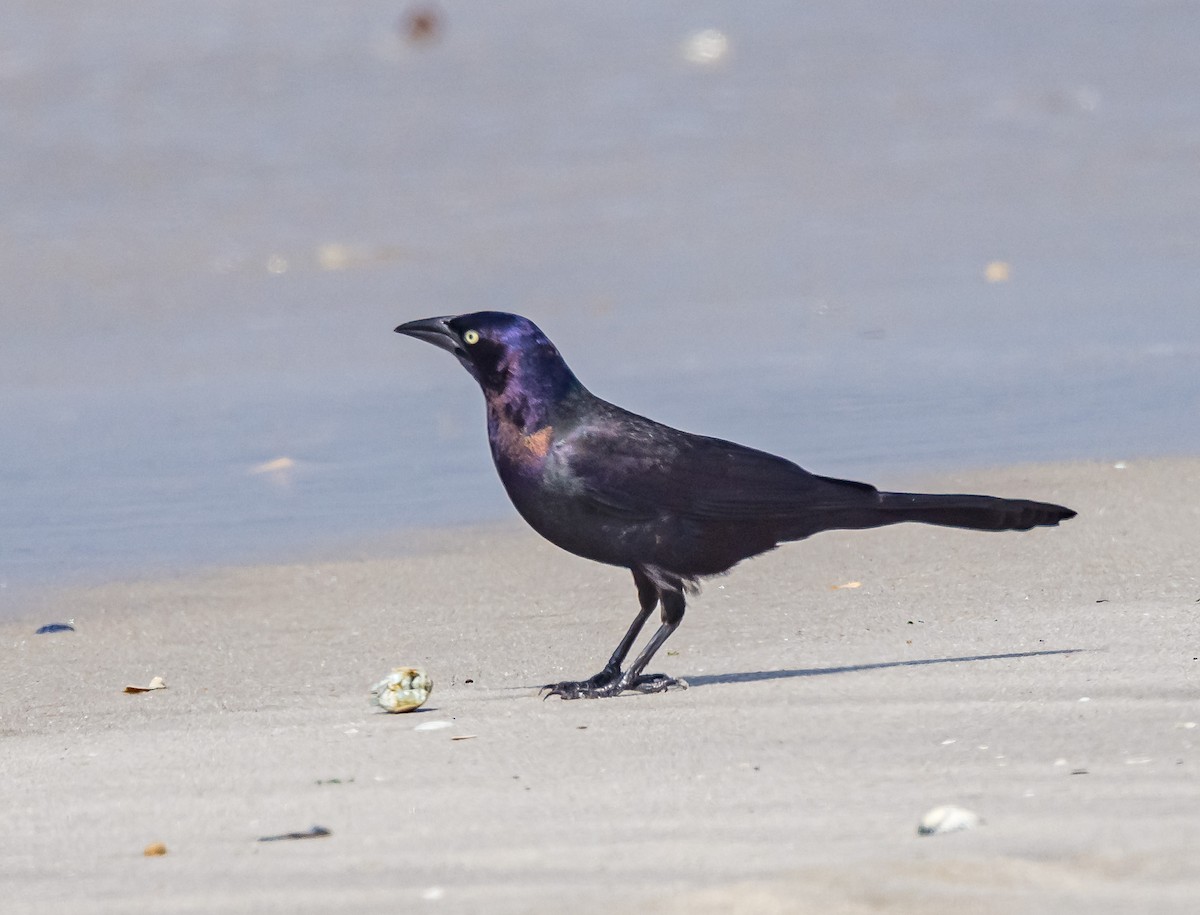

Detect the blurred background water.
[{"left": 2, "top": 1, "right": 1198, "bottom": 609}]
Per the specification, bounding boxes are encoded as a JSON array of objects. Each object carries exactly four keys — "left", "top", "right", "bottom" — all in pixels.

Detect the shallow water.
[{"left": 2, "top": 2, "right": 1198, "bottom": 608}]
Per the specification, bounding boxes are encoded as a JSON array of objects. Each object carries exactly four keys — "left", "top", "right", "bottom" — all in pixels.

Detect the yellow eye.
[{"left": 463, "top": 329, "right": 480, "bottom": 345}]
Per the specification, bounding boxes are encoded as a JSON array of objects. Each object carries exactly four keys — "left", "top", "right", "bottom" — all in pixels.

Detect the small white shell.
[
  {"left": 682, "top": 29, "right": 729, "bottom": 65},
  {"left": 414, "top": 720, "right": 452, "bottom": 731},
  {"left": 371, "top": 666, "right": 432, "bottom": 713},
  {"left": 917, "top": 805, "right": 982, "bottom": 836}
]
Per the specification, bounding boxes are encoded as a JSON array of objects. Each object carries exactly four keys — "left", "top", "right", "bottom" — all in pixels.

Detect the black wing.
[{"left": 553, "top": 405, "right": 878, "bottom": 528}]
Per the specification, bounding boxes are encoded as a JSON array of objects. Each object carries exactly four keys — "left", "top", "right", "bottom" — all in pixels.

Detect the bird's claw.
[
  {"left": 540, "top": 672, "right": 687, "bottom": 700},
  {"left": 540, "top": 681, "right": 612, "bottom": 700},
  {"left": 630, "top": 673, "right": 687, "bottom": 694}
]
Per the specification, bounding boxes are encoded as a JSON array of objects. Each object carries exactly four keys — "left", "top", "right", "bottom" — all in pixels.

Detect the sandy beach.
[
  {"left": 3, "top": 5, "right": 1198, "bottom": 911},
  {"left": 2, "top": 457, "right": 1196, "bottom": 913}
]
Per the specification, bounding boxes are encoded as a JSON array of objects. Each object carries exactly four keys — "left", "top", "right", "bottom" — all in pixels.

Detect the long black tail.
[
  {"left": 774, "top": 474, "right": 1075, "bottom": 541},
  {"left": 874, "top": 491, "right": 1075, "bottom": 532}
]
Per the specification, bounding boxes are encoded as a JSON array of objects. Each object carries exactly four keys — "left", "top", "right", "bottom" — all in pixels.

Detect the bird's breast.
[{"left": 487, "top": 409, "right": 554, "bottom": 473}]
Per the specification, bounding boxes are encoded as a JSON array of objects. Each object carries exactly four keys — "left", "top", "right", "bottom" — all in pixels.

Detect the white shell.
[
  {"left": 917, "top": 805, "right": 982, "bottom": 836},
  {"left": 414, "top": 720, "right": 452, "bottom": 731},
  {"left": 371, "top": 666, "right": 433, "bottom": 713}
]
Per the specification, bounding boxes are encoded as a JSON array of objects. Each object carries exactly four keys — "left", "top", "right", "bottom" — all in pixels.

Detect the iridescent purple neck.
[{"left": 481, "top": 327, "right": 582, "bottom": 433}]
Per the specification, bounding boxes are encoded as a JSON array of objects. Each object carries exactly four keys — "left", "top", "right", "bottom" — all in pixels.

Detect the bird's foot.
[
  {"left": 541, "top": 670, "right": 687, "bottom": 700},
  {"left": 540, "top": 667, "right": 616, "bottom": 700},
  {"left": 629, "top": 672, "right": 687, "bottom": 694},
  {"left": 540, "top": 679, "right": 615, "bottom": 700}
]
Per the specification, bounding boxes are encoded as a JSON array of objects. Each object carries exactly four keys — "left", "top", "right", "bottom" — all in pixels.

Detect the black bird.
[{"left": 395, "top": 312, "right": 1076, "bottom": 699}]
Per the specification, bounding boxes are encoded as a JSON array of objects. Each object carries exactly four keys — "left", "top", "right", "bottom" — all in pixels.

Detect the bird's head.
[{"left": 394, "top": 311, "right": 581, "bottom": 402}]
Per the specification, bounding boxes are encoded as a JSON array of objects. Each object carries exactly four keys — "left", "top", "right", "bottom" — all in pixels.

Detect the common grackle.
[{"left": 395, "top": 312, "right": 1075, "bottom": 699}]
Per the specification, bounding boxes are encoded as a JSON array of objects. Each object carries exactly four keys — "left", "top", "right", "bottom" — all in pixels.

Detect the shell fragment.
[
  {"left": 917, "top": 805, "right": 982, "bottom": 836},
  {"left": 371, "top": 666, "right": 433, "bottom": 713}
]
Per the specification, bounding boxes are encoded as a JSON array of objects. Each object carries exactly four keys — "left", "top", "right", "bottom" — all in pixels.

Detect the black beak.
[{"left": 394, "top": 315, "right": 461, "bottom": 355}]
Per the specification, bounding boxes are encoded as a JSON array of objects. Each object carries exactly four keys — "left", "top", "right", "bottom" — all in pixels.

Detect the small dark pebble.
[
  {"left": 257, "top": 825, "right": 331, "bottom": 842},
  {"left": 464, "top": 678, "right": 474, "bottom": 684},
  {"left": 36, "top": 623, "right": 74, "bottom": 634}
]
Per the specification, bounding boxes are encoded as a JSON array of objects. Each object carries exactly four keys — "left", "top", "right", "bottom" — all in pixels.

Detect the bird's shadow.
[{"left": 684, "top": 647, "right": 1087, "bottom": 687}]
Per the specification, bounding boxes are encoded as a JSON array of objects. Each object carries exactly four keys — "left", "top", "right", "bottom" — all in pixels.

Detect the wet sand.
[
  {"left": 5, "top": 2, "right": 1200, "bottom": 592},
  {"left": 2, "top": 458, "right": 1197, "bottom": 913}
]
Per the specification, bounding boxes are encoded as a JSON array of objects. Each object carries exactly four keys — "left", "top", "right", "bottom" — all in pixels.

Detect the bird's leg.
[
  {"left": 543, "top": 572, "right": 687, "bottom": 699},
  {"left": 614, "top": 587, "right": 687, "bottom": 694},
  {"left": 542, "top": 569, "right": 659, "bottom": 699},
  {"left": 594, "top": 568, "right": 660, "bottom": 682}
]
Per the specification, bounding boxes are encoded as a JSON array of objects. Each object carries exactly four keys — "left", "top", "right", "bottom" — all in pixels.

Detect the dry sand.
[{"left": 1, "top": 458, "right": 1197, "bottom": 914}]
